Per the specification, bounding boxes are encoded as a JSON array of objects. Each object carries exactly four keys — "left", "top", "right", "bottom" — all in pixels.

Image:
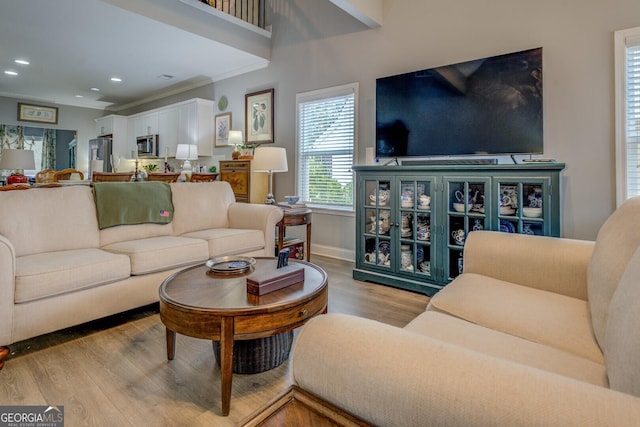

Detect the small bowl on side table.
[{"left": 285, "top": 195, "right": 300, "bottom": 204}]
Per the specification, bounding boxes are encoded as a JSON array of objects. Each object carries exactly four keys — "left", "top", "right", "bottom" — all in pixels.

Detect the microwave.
[{"left": 136, "top": 135, "right": 159, "bottom": 157}]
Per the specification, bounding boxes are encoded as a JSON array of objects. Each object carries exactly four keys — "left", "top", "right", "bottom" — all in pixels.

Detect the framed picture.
[
  {"left": 245, "top": 88, "right": 274, "bottom": 145},
  {"left": 215, "top": 112, "right": 232, "bottom": 146},
  {"left": 17, "top": 103, "right": 58, "bottom": 124}
]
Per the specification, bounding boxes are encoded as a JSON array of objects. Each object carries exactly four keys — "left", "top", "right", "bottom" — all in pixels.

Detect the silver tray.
[{"left": 206, "top": 256, "right": 256, "bottom": 274}]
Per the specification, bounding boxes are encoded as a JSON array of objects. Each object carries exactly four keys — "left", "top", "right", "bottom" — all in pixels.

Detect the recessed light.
[
  {"left": 110, "top": 76, "right": 122, "bottom": 82},
  {"left": 4, "top": 70, "right": 18, "bottom": 76},
  {"left": 75, "top": 95, "right": 84, "bottom": 98},
  {"left": 14, "top": 59, "right": 29, "bottom": 65},
  {"left": 158, "top": 74, "right": 175, "bottom": 80},
  {"left": 90, "top": 87, "right": 100, "bottom": 92}
]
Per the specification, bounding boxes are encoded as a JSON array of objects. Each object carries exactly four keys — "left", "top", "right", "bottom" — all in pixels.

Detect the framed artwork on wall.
[
  {"left": 215, "top": 112, "right": 232, "bottom": 147},
  {"left": 17, "top": 103, "right": 58, "bottom": 124},
  {"left": 245, "top": 88, "right": 274, "bottom": 145}
]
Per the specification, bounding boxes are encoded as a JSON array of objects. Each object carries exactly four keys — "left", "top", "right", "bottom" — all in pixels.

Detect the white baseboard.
[{"left": 310, "top": 243, "right": 355, "bottom": 262}]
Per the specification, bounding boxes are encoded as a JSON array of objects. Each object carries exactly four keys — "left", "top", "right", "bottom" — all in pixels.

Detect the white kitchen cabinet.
[
  {"left": 96, "top": 114, "right": 126, "bottom": 137},
  {"left": 158, "top": 107, "right": 179, "bottom": 158},
  {"left": 176, "top": 99, "right": 214, "bottom": 157},
  {"left": 128, "top": 111, "right": 159, "bottom": 143},
  {"left": 94, "top": 114, "right": 128, "bottom": 161},
  {"left": 130, "top": 99, "right": 213, "bottom": 158},
  {"left": 107, "top": 98, "right": 214, "bottom": 161}
]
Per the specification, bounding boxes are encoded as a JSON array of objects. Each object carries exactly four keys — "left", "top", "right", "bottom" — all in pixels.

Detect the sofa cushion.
[
  {"left": 15, "top": 249, "right": 131, "bottom": 303},
  {"left": 429, "top": 273, "right": 603, "bottom": 363},
  {"left": 0, "top": 186, "right": 100, "bottom": 257},
  {"left": 605, "top": 246, "right": 640, "bottom": 396},
  {"left": 181, "top": 228, "right": 264, "bottom": 257},
  {"left": 406, "top": 311, "right": 607, "bottom": 387},
  {"left": 101, "top": 236, "right": 208, "bottom": 275},
  {"left": 99, "top": 223, "right": 174, "bottom": 247},
  {"left": 169, "top": 182, "right": 235, "bottom": 236},
  {"left": 588, "top": 196, "right": 640, "bottom": 350}
]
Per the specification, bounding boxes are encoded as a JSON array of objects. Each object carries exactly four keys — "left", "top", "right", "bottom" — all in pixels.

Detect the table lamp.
[
  {"left": 0, "top": 149, "right": 35, "bottom": 184},
  {"left": 252, "top": 146, "right": 288, "bottom": 205},
  {"left": 176, "top": 144, "right": 198, "bottom": 180},
  {"left": 228, "top": 130, "right": 243, "bottom": 159}
]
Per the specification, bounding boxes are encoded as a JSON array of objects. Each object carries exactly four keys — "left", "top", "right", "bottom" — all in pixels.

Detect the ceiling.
[{"left": 0, "top": 0, "right": 271, "bottom": 112}]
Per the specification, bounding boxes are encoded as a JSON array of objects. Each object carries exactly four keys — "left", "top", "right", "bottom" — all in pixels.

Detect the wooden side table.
[{"left": 277, "top": 209, "right": 312, "bottom": 261}]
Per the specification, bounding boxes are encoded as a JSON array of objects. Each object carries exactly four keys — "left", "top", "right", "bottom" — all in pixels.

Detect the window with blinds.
[
  {"left": 616, "top": 26, "right": 640, "bottom": 204},
  {"left": 296, "top": 83, "right": 358, "bottom": 210},
  {"left": 626, "top": 43, "right": 640, "bottom": 197}
]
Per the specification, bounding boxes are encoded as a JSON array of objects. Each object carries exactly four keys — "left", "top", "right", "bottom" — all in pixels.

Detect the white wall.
[{"left": 207, "top": 0, "right": 640, "bottom": 259}]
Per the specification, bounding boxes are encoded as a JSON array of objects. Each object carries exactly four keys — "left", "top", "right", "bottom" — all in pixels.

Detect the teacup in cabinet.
[
  {"left": 370, "top": 189, "right": 390, "bottom": 206},
  {"left": 451, "top": 229, "right": 466, "bottom": 246}
]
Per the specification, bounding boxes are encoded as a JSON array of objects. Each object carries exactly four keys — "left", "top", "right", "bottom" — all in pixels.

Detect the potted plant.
[{"left": 239, "top": 144, "right": 255, "bottom": 159}]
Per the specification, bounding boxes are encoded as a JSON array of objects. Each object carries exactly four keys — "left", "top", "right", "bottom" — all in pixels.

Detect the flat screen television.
[{"left": 376, "top": 47, "right": 543, "bottom": 159}]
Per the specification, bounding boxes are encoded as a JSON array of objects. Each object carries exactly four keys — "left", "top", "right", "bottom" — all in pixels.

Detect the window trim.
[
  {"left": 615, "top": 26, "right": 640, "bottom": 206},
  {"left": 295, "top": 82, "right": 359, "bottom": 212}
]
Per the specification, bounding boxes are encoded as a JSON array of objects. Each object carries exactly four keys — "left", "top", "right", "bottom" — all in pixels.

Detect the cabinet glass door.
[
  {"left": 363, "top": 179, "right": 392, "bottom": 270},
  {"left": 397, "top": 178, "right": 435, "bottom": 279},
  {"left": 495, "top": 179, "right": 549, "bottom": 236},
  {"left": 445, "top": 178, "right": 490, "bottom": 280}
]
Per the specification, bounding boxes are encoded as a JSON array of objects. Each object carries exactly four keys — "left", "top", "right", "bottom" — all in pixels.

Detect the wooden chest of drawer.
[{"left": 219, "top": 159, "right": 268, "bottom": 203}]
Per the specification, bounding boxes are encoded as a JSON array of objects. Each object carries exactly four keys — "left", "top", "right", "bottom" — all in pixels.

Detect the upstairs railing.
[{"left": 198, "top": 0, "right": 267, "bottom": 30}]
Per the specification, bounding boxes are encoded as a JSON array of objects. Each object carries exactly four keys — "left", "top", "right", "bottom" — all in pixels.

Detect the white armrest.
[
  {"left": 228, "top": 203, "right": 283, "bottom": 256},
  {"left": 292, "top": 313, "right": 640, "bottom": 427},
  {"left": 0, "top": 234, "right": 16, "bottom": 346},
  {"left": 463, "top": 231, "right": 594, "bottom": 300}
]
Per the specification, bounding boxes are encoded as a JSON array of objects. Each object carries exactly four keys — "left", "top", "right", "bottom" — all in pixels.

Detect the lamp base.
[
  {"left": 6, "top": 173, "right": 28, "bottom": 185},
  {"left": 264, "top": 172, "right": 275, "bottom": 205}
]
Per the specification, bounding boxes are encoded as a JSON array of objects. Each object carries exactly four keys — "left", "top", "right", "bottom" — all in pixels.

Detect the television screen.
[{"left": 376, "top": 48, "right": 543, "bottom": 158}]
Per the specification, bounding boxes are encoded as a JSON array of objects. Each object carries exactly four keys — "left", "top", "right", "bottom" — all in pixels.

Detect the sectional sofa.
[
  {"left": 0, "top": 181, "right": 282, "bottom": 351},
  {"left": 291, "top": 197, "right": 640, "bottom": 426}
]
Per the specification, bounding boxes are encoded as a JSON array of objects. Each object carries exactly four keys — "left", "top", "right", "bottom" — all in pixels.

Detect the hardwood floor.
[{"left": 0, "top": 256, "right": 429, "bottom": 426}]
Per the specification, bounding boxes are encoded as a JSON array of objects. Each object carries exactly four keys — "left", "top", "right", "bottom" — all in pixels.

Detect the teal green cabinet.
[{"left": 353, "top": 163, "right": 565, "bottom": 296}]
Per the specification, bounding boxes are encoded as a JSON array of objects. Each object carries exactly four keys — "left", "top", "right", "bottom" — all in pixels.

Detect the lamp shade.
[
  {"left": 252, "top": 147, "right": 288, "bottom": 173},
  {"left": 227, "top": 130, "right": 243, "bottom": 146},
  {"left": 0, "top": 149, "right": 35, "bottom": 170},
  {"left": 175, "top": 144, "right": 198, "bottom": 160}
]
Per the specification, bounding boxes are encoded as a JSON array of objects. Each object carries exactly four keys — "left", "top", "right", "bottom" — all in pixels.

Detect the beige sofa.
[
  {"left": 291, "top": 197, "right": 640, "bottom": 426},
  {"left": 0, "top": 181, "right": 282, "bottom": 347}
]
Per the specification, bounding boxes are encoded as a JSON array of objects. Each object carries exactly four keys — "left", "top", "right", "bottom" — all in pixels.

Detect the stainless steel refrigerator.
[{"left": 88, "top": 137, "right": 113, "bottom": 177}]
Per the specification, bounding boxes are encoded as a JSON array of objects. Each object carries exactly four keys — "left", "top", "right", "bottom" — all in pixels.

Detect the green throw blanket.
[{"left": 93, "top": 182, "right": 174, "bottom": 229}]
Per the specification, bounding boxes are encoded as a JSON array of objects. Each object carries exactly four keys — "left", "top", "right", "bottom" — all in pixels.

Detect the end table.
[{"left": 277, "top": 209, "right": 312, "bottom": 261}]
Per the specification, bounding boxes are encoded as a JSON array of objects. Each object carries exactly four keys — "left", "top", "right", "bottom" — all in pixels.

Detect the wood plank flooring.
[{"left": 0, "top": 256, "right": 429, "bottom": 426}]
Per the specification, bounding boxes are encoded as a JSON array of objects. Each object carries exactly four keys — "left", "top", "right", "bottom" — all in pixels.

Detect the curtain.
[
  {"left": 42, "top": 128, "right": 56, "bottom": 169},
  {"left": 0, "top": 125, "right": 22, "bottom": 150}
]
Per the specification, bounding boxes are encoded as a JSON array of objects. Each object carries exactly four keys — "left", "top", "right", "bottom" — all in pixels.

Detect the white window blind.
[
  {"left": 296, "top": 83, "right": 357, "bottom": 210},
  {"left": 626, "top": 41, "right": 640, "bottom": 197},
  {"left": 616, "top": 27, "right": 640, "bottom": 203}
]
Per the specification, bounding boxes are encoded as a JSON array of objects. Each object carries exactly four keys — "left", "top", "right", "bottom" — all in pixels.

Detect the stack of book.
[{"left": 277, "top": 201, "right": 308, "bottom": 213}]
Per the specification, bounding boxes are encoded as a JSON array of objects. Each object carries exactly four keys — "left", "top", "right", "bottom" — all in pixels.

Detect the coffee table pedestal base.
[{"left": 212, "top": 331, "right": 293, "bottom": 374}]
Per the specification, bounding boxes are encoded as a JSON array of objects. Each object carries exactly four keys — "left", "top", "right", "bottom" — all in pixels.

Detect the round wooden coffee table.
[{"left": 159, "top": 258, "right": 328, "bottom": 416}]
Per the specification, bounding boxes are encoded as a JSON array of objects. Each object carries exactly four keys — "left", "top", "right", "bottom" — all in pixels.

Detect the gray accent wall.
[{"left": 209, "top": 0, "right": 640, "bottom": 257}]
